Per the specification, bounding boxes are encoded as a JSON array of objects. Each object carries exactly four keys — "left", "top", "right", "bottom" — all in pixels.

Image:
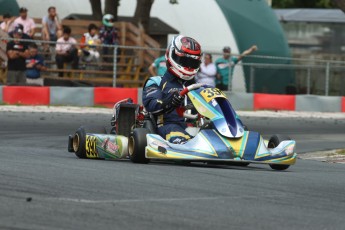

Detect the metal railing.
[{"left": 1, "top": 36, "right": 345, "bottom": 95}]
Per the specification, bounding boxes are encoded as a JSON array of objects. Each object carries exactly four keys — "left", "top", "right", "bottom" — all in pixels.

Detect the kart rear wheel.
[
  {"left": 73, "top": 125, "right": 107, "bottom": 159},
  {"left": 128, "top": 128, "right": 150, "bottom": 163},
  {"left": 268, "top": 134, "right": 291, "bottom": 171}
]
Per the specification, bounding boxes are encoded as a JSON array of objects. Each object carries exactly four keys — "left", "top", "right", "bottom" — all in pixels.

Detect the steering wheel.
[{"left": 178, "top": 83, "right": 205, "bottom": 121}]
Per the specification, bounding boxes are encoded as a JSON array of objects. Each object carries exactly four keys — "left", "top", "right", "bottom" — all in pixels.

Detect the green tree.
[
  {"left": 272, "top": 0, "right": 333, "bottom": 8},
  {"left": 332, "top": 0, "right": 345, "bottom": 12}
]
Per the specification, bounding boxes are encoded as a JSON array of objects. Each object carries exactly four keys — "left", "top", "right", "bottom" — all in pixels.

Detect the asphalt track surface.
[{"left": 1, "top": 110, "right": 345, "bottom": 230}]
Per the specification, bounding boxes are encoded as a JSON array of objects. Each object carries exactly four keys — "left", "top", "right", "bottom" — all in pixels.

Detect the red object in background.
[
  {"left": 254, "top": 93, "right": 296, "bottom": 111},
  {"left": 3, "top": 86, "right": 50, "bottom": 105},
  {"left": 342, "top": 97, "right": 345, "bottom": 112},
  {"left": 94, "top": 88, "right": 138, "bottom": 108}
]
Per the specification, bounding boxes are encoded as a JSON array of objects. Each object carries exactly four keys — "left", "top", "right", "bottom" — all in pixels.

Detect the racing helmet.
[
  {"left": 102, "top": 14, "right": 114, "bottom": 27},
  {"left": 165, "top": 35, "right": 202, "bottom": 81}
]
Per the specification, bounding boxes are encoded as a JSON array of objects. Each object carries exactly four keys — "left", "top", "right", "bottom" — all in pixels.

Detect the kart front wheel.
[
  {"left": 128, "top": 128, "right": 150, "bottom": 163},
  {"left": 268, "top": 134, "right": 291, "bottom": 171}
]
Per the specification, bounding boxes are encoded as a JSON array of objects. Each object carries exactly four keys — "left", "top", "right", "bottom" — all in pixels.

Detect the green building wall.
[{"left": 216, "top": 0, "right": 295, "bottom": 94}]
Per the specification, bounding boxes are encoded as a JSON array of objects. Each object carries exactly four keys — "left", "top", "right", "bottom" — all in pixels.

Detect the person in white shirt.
[
  {"left": 13, "top": 7, "right": 36, "bottom": 38},
  {"left": 196, "top": 53, "right": 217, "bottom": 87},
  {"left": 0, "top": 13, "right": 16, "bottom": 33},
  {"left": 80, "top": 23, "right": 101, "bottom": 63},
  {"left": 55, "top": 26, "right": 79, "bottom": 77}
]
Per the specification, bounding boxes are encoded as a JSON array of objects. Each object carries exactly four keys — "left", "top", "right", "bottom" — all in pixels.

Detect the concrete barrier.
[
  {"left": 50, "top": 87, "right": 94, "bottom": 106},
  {"left": 254, "top": 93, "right": 295, "bottom": 111},
  {"left": 0, "top": 86, "right": 2, "bottom": 103},
  {"left": 296, "top": 95, "right": 342, "bottom": 112},
  {"left": 0, "top": 86, "right": 344, "bottom": 113},
  {"left": 94, "top": 87, "right": 138, "bottom": 108},
  {"left": 226, "top": 92, "right": 253, "bottom": 110},
  {"left": 2, "top": 86, "right": 50, "bottom": 105},
  {"left": 137, "top": 88, "right": 143, "bottom": 104}
]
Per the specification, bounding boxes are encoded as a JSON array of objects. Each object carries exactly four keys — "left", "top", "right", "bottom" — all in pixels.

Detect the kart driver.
[{"left": 142, "top": 35, "right": 202, "bottom": 144}]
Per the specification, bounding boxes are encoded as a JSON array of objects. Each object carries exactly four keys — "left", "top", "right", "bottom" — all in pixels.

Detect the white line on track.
[
  {"left": 46, "top": 194, "right": 287, "bottom": 204},
  {"left": 1, "top": 105, "right": 345, "bottom": 119}
]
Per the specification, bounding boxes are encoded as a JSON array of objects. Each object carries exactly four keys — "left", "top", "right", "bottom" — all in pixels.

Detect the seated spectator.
[
  {"left": 25, "top": 43, "right": 47, "bottom": 86},
  {"left": 42, "top": 6, "right": 62, "bottom": 52},
  {"left": 0, "top": 13, "right": 16, "bottom": 33},
  {"left": 80, "top": 23, "right": 101, "bottom": 64},
  {"left": 196, "top": 53, "right": 217, "bottom": 87},
  {"left": 55, "top": 26, "right": 79, "bottom": 77},
  {"left": 99, "top": 14, "right": 119, "bottom": 64},
  {"left": 14, "top": 7, "right": 36, "bottom": 38},
  {"left": 6, "top": 27, "right": 29, "bottom": 85},
  {"left": 9, "top": 24, "right": 32, "bottom": 42},
  {"left": 148, "top": 55, "right": 167, "bottom": 76}
]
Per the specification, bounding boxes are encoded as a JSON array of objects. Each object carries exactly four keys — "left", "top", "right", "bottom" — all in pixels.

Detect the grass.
[{"left": 335, "top": 149, "right": 345, "bottom": 155}]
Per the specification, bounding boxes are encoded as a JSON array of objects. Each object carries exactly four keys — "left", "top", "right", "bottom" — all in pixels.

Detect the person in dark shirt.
[
  {"left": 26, "top": 43, "right": 46, "bottom": 86},
  {"left": 6, "top": 27, "right": 29, "bottom": 85},
  {"left": 99, "top": 14, "right": 119, "bottom": 65},
  {"left": 9, "top": 24, "right": 32, "bottom": 41}
]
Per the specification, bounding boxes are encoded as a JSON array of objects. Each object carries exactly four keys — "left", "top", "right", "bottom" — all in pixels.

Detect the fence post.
[
  {"left": 307, "top": 67, "right": 311, "bottom": 95},
  {"left": 325, "top": 62, "right": 330, "bottom": 96},
  {"left": 113, "top": 46, "right": 118, "bottom": 88},
  {"left": 250, "top": 66, "right": 255, "bottom": 93}
]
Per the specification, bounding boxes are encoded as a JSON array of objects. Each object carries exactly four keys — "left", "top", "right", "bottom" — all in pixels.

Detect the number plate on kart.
[{"left": 200, "top": 88, "right": 226, "bottom": 103}]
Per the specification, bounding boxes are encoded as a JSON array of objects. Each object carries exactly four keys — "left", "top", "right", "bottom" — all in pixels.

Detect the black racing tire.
[
  {"left": 72, "top": 125, "right": 107, "bottom": 159},
  {"left": 268, "top": 134, "right": 291, "bottom": 171},
  {"left": 128, "top": 128, "right": 150, "bottom": 163}
]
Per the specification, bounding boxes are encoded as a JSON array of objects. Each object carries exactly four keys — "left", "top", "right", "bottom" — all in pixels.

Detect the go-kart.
[{"left": 68, "top": 84, "right": 297, "bottom": 171}]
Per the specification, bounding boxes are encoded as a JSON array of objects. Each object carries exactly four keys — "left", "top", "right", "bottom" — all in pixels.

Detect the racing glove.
[{"left": 161, "top": 91, "right": 184, "bottom": 113}]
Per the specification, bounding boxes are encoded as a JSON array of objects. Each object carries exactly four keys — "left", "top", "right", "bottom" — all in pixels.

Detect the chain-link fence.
[{"left": 1, "top": 36, "right": 345, "bottom": 95}]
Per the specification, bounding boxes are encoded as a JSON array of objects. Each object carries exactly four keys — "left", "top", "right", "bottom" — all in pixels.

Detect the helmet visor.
[{"left": 172, "top": 51, "right": 200, "bottom": 69}]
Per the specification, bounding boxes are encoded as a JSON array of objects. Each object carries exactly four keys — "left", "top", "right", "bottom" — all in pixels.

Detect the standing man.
[
  {"left": 42, "top": 6, "right": 62, "bottom": 52},
  {"left": 14, "top": 7, "right": 36, "bottom": 38},
  {"left": 26, "top": 43, "right": 47, "bottom": 86},
  {"left": 215, "top": 45, "right": 257, "bottom": 91},
  {"left": 6, "top": 27, "right": 29, "bottom": 85},
  {"left": 99, "top": 14, "right": 119, "bottom": 65},
  {"left": 148, "top": 55, "right": 167, "bottom": 76}
]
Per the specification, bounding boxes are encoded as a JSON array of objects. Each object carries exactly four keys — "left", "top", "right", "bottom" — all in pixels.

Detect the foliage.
[{"left": 272, "top": 0, "right": 334, "bottom": 8}]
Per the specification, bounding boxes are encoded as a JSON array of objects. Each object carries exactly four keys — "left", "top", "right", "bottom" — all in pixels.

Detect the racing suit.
[{"left": 142, "top": 71, "right": 194, "bottom": 144}]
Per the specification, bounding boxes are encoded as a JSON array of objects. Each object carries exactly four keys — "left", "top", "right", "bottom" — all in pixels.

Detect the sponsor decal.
[
  {"left": 200, "top": 88, "right": 226, "bottom": 103},
  {"left": 14, "top": 44, "right": 24, "bottom": 50},
  {"left": 101, "top": 137, "right": 120, "bottom": 155},
  {"left": 86, "top": 135, "right": 98, "bottom": 158}
]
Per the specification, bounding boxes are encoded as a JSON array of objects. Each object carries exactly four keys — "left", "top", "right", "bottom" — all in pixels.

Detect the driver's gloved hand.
[
  {"left": 161, "top": 91, "right": 184, "bottom": 113},
  {"left": 171, "top": 91, "right": 183, "bottom": 107}
]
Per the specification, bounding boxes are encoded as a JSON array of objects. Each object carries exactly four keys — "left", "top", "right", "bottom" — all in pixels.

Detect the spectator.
[
  {"left": 9, "top": 24, "right": 32, "bottom": 42},
  {"left": 99, "top": 14, "right": 119, "bottom": 64},
  {"left": 148, "top": 55, "right": 167, "bottom": 76},
  {"left": 80, "top": 23, "right": 101, "bottom": 64},
  {"left": 14, "top": 7, "right": 36, "bottom": 38},
  {"left": 0, "top": 13, "right": 16, "bottom": 33},
  {"left": 55, "top": 26, "right": 79, "bottom": 77},
  {"left": 25, "top": 43, "right": 46, "bottom": 86},
  {"left": 6, "top": 27, "right": 29, "bottom": 85},
  {"left": 215, "top": 45, "right": 257, "bottom": 91},
  {"left": 42, "top": 6, "right": 62, "bottom": 52},
  {"left": 196, "top": 53, "right": 216, "bottom": 87}
]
